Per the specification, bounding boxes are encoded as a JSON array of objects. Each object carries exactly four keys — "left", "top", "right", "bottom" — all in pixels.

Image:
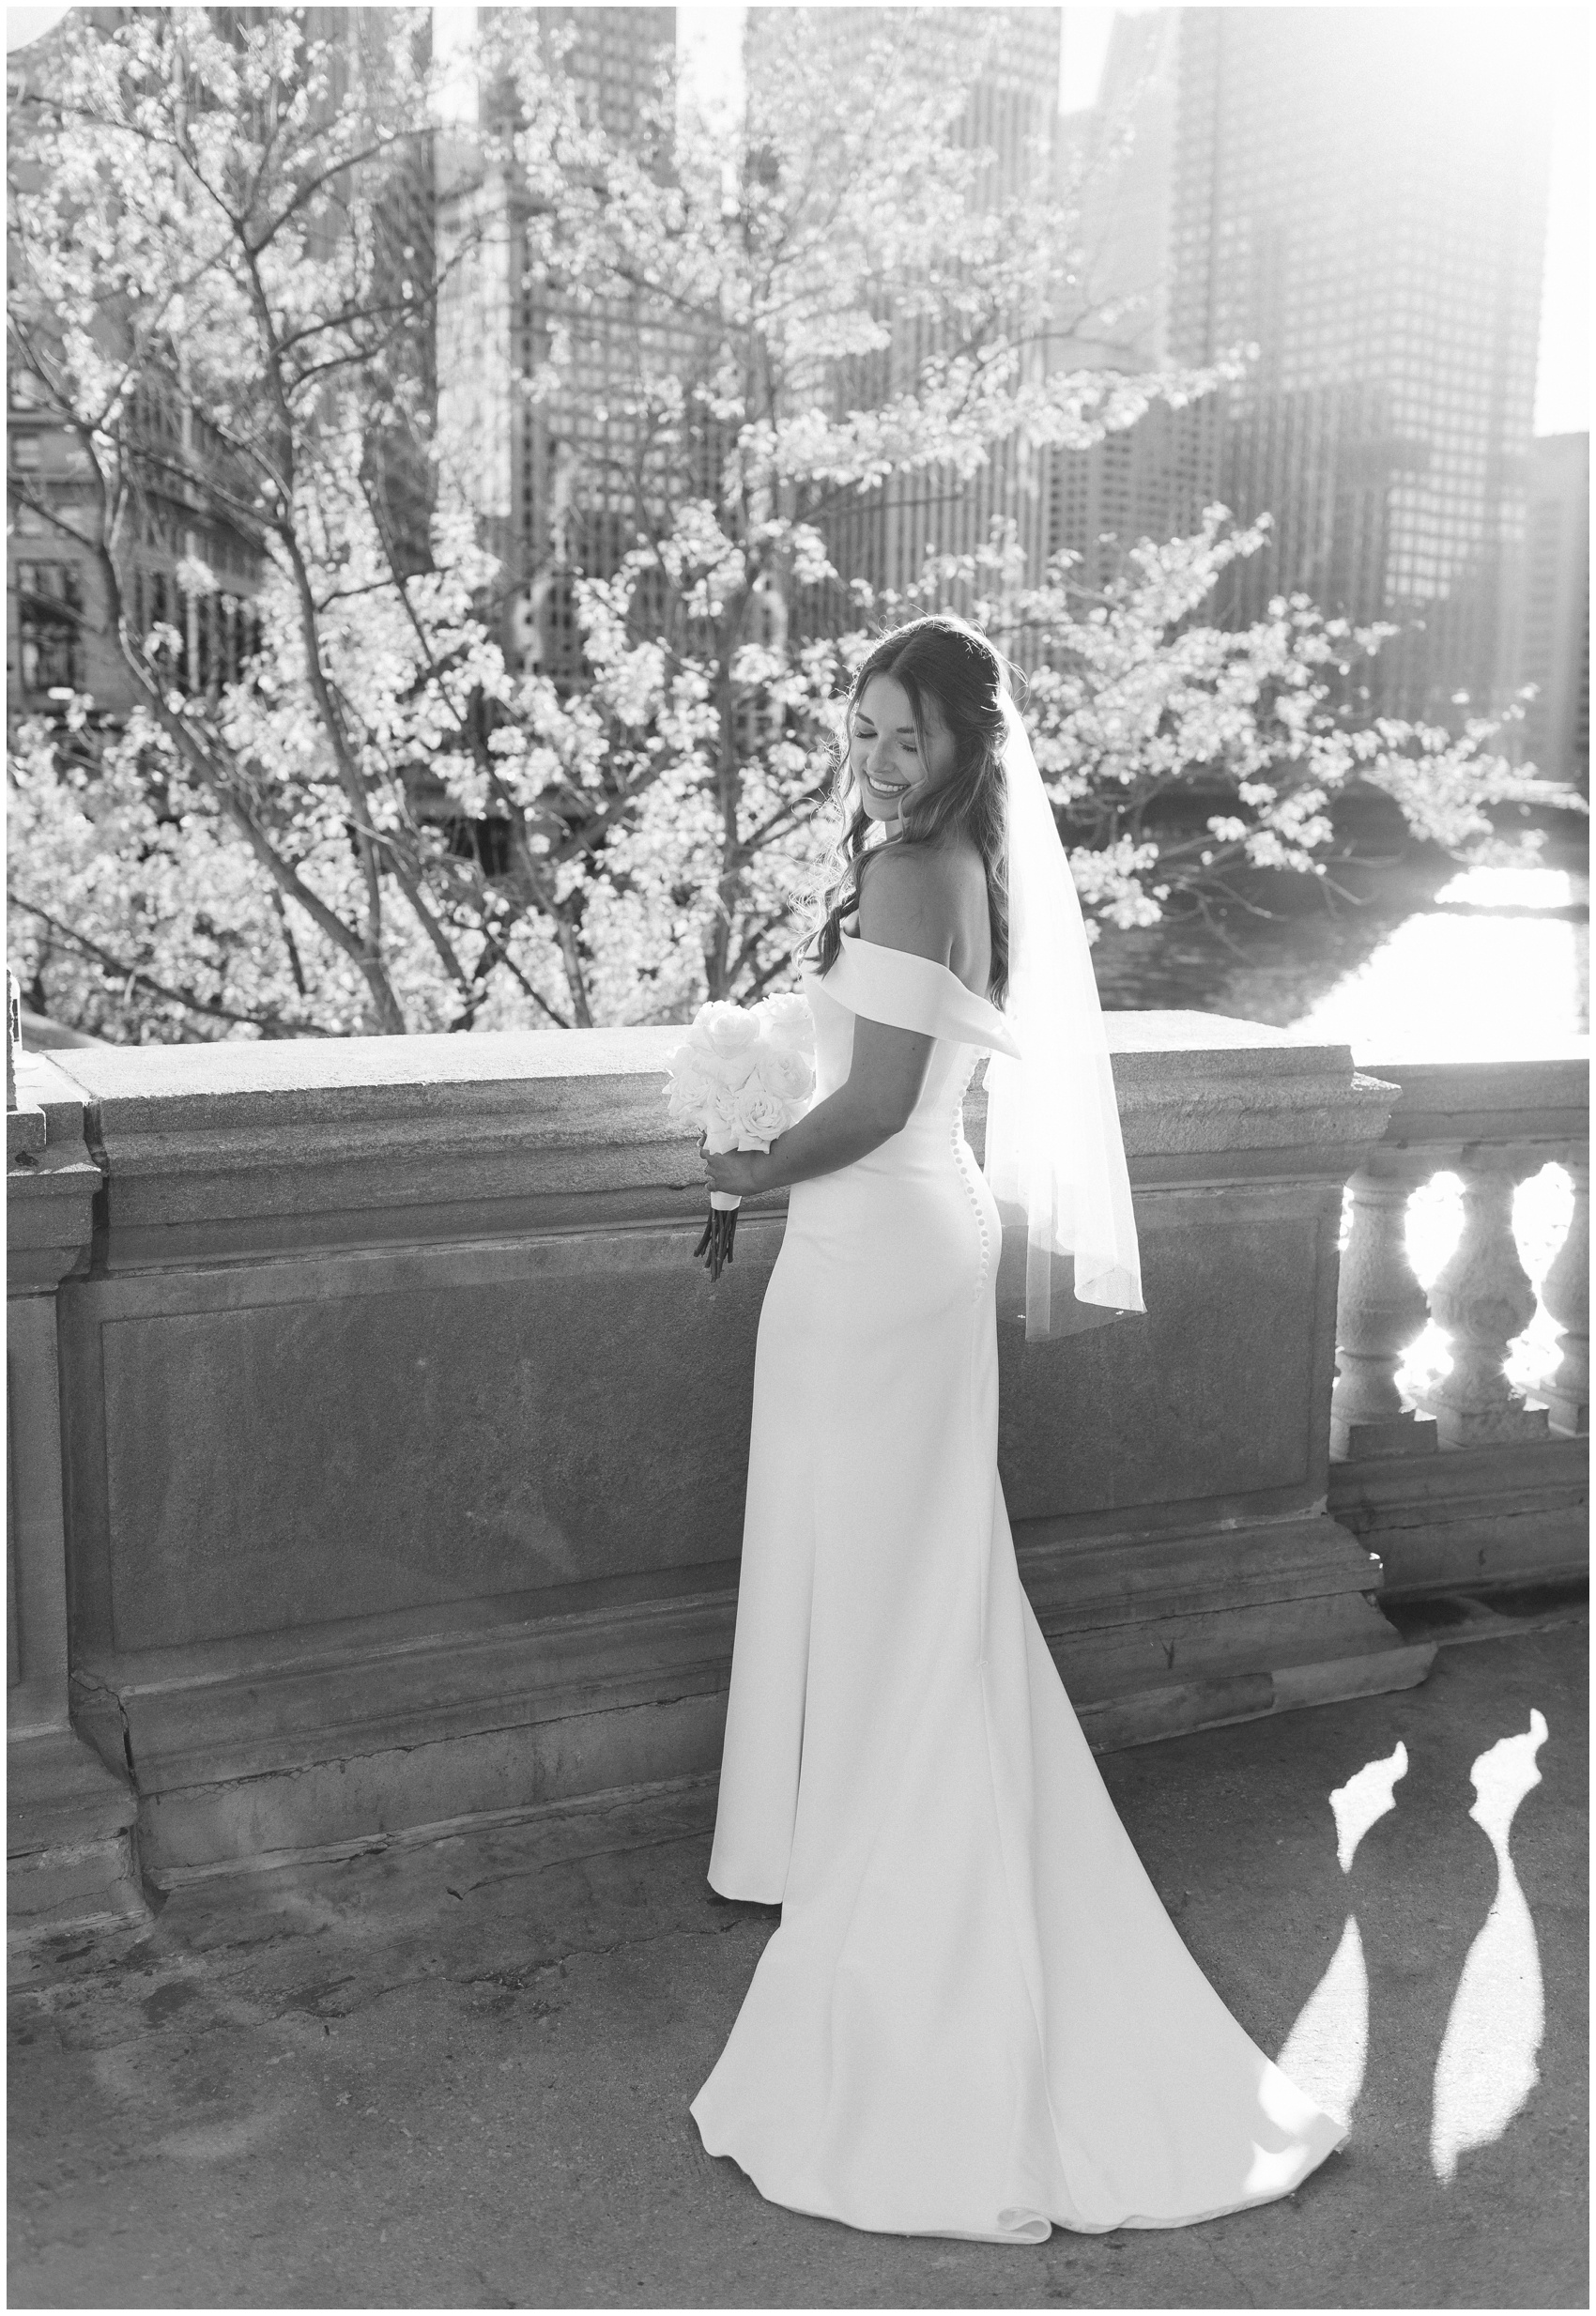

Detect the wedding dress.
[{"left": 688, "top": 913, "right": 1349, "bottom": 2244}]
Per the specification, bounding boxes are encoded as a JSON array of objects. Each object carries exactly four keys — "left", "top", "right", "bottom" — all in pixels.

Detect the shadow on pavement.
[{"left": 8, "top": 1611, "right": 1587, "bottom": 2311}]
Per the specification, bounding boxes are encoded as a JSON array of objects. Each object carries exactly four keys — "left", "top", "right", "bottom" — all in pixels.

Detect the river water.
[{"left": 1093, "top": 841, "right": 1588, "bottom": 1056}]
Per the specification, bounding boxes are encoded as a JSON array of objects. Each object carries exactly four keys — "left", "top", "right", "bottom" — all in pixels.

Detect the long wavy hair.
[{"left": 797, "top": 614, "right": 1014, "bottom": 1006}]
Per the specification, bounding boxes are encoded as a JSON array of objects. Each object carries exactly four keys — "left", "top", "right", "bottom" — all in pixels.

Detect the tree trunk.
[
  {"left": 554, "top": 906, "right": 593, "bottom": 1027},
  {"left": 705, "top": 607, "right": 747, "bottom": 1004}
]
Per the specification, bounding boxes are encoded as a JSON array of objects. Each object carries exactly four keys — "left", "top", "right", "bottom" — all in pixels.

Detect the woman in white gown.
[{"left": 691, "top": 616, "right": 1347, "bottom": 2244}]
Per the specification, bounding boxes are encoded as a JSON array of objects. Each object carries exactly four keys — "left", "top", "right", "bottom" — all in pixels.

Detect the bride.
[{"left": 690, "top": 614, "right": 1346, "bottom": 2243}]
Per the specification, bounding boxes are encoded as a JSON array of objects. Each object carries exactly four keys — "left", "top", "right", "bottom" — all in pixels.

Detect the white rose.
[
  {"left": 758, "top": 992, "right": 814, "bottom": 1052},
  {"left": 696, "top": 1001, "right": 764, "bottom": 1078},
  {"left": 733, "top": 1083, "right": 788, "bottom": 1149},
  {"left": 760, "top": 1042, "right": 814, "bottom": 1103},
  {"left": 704, "top": 1080, "right": 743, "bottom": 1144},
  {"left": 665, "top": 1050, "right": 714, "bottom": 1120}
]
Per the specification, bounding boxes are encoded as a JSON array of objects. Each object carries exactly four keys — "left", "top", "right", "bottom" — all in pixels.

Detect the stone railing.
[
  {"left": 5, "top": 1003, "right": 1588, "bottom": 1922},
  {"left": 1327, "top": 1047, "right": 1588, "bottom": 1600},
  {"left": 8, "top": 974, "right": 139, "bottom": 1925}
]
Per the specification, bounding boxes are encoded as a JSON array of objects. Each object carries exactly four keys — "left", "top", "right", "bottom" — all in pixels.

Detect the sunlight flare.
[{"left": 1291, "top": 914, "right": 1583, "bottom": 1059}]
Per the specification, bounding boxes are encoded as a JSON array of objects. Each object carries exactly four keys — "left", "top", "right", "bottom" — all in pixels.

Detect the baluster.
[
  {"left": 1416, "top": 1145, "right": 1550, "bottom": 1447},
  {"left": 1331, "top": 1155, "right": 1438, "bottom": 1460},
  {"left": 1539, "top": 1153, "right": 1589, "bottom": 1437}
]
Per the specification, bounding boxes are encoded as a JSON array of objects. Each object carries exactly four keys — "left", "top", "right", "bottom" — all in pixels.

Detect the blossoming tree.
[{"left": 6, "top": 8, "right": 1557, "bottom": 1042}]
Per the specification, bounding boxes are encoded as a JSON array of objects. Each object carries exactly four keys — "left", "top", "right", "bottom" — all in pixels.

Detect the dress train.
[{"left": 690, "top": 927, "right": 1347, "bottom": 2243}]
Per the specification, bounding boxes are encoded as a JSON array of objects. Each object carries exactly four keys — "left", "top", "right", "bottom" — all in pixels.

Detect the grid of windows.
[
  {"left": 1047, "top": 394, "right": 1225, "bottom": 593},
  {"left": 440, "top": 8, "right": 677, "bottom": 683},
  {"left": 13, "top": 560, "right": 83, "bottom": 695},
  {"left": 803, "top": 7, "right": 1065, "bottom": 623},
  {"left": 1167, "top": 8, "right": 1549, "bottom": 720}
]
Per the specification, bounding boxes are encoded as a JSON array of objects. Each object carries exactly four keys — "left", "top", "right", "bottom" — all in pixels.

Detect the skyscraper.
[
  {"left": 1044, "top": 392, "right": 1226, "bottom": 595},
  {"left": 1167, "top": 8, "right": 1550, "bottom": 719},
  {"left": 440, "top": 8, "right": 1073, "bottom": 662},
  {"left": 436, "top": 8, "right": 677, "bottom": 687},
  {"left": 1042, "top": 12, "right": 1225, "bottom": 593},
  {"left": 306, "top": 7, "right": 439, "bottom": 580},
  {"left": 801, "top": 7, "right": 1066, "bottom": 607},
  {"left": 1058, "top": 9, "right": 1178, "bottom": 372}
]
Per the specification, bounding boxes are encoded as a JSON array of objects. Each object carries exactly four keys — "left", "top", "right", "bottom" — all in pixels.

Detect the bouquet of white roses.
[{"left": 665, "top": 993, "right": 817, "bottom": 1281}]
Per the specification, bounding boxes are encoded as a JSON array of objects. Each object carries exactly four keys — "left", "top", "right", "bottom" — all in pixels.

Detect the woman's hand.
[{"left": 700, "top": 1134, "right": 773, "bottom": 1199}]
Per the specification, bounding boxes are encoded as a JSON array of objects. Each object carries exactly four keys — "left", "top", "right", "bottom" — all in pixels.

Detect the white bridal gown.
[{"left": 689, "top": 922, "right": 1349, "bottom": 2244}]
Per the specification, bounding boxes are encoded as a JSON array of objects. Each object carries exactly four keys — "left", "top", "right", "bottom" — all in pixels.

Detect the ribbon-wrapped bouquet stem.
[{"left": 665, "top": 995, "right": 817, "bottom": 1281}]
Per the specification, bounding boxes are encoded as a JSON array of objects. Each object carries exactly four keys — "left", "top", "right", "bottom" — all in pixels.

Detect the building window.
[
  {"left": 445, "top": 816, "right": 514, "bottom": 877},
  {"left": 15, "top": 560, "right": 84, "bottom": 694}
]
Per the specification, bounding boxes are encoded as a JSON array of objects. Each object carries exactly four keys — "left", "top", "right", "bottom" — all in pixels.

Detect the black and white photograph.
[{"left": 5, "top": 0, "right": 1588, "bottom": 2305}]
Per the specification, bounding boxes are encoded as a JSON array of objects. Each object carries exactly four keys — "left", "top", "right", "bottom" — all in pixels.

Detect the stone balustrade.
[
  {"left": 8, "top": 973, "right": 141, "bottom": 1927},
  {"left": 1327, "top": 1044, "right": 1589, "bottom": 1599},
  {"left": 5, "top": 1005, "right": 1588, "bottom": 1921}
]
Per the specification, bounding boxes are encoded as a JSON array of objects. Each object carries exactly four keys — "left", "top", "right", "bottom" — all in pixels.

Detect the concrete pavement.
[{"left": 8, "top": 1603, "right": 1587, "bottom": 2309}]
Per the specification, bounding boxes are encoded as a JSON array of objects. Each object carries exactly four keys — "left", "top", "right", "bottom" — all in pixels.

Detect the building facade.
[
  {"left": 6, "top": 39, "right": 267, "bottom": 731},
  {"left": 1515, "top": 433, "right": 1589, "bottom": 790},
  {"left": 1045, "top": 10, "right": 1556, "bottom": 711},
  {"left": 1058, "top": 9, "right": 1178, "bottom": 373},
  {"left": 811, "top": 7, "right": 1066, "bottom": 609},
  {"left": 437, "top": 7, "right": 678, "bottom": 689},
  {"left": 1167, "top": 8, "right": 1549, "bottom": 718},
  {"left": 1045, "top": 392, "right": 1226, "bottom": 596},
  {"left": 439, "top": 8, "right": 1080, "bottom": 659},
  {"left": 8, "top": 367, "right": 267, "bottom": 729},
  {"left": 307, "top": 7, "right": 439, "bottom": 580},
  {"left": 1041, "top": 13, "right": 1229, "bottom": 594},
  {"left": 7, "top": 6, "right": 440, "bottom": 732}
]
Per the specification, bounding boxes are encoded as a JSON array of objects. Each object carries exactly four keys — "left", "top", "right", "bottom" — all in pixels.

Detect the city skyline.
[
  {"left": 5, "top": 2, "right": 1587, "bottom": 438},
  {"left": 8, "top": 4, "right": 1587, "bottom": 746},
  {"left": 1164, "top": 8, "right": 1550, "bottom": 718},
  {"left": 679, "top": 0, "right": 1589, "bottom": 443}
]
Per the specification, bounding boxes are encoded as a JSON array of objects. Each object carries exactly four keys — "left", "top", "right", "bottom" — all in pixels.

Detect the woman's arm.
[
  {"left": 708, "top": 848, "right": 959, "bottom": 1198},
  {"left": 757, "top": 1065, "right": 927, "bottom": 1190}
]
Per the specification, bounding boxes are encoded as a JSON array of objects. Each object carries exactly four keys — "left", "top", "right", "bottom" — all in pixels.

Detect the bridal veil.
[{"left": 983, "top": 685, "right": 1145, "bottom": 1342}]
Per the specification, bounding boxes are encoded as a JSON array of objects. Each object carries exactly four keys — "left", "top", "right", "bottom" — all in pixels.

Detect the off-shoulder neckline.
[{"left": 830, "top": 918, "right": 1000, "bottom": 1015}]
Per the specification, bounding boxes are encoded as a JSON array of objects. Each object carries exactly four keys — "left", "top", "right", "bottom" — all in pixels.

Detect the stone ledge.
[
  {"left": 8, "top": 1727, "right": 146, "bottom": 1929},
  {"left": 1329, "top": 1434, "right": 1588, "bottom": 1599},
  {"left": 8, "top": 1099, "right": 46, "bottom": 1161},
  {"left": 1353, "top": 1049, "right": 1589, "bottom": 1150},
  {"left": 7, "top": 1147, "right": 101, "bottom": 1290},
  {"left": 8, "top": 1051, "right": 99, "bottom": 1293},
  {"left": 69, "top": 1504, "right": 1434, "bottom": 1878},
  {"left": 12, "top": 1048, "right": 94, "bottom": 1143},
  {"left": 42, "top": 1013, "right": 1401, "bottom": 1261},
  {"left": 1077, "top": 1644, "right": 1436, "bottom": 1752}
]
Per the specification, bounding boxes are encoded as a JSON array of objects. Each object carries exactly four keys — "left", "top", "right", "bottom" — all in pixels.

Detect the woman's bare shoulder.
[
  {"left": 906, "top": 834, "right": 993, "bottom": 992},
  {"left": 854, "top": 840, "right": 965, "bottom": 965},
  {"left": 940, "top": 830, "right": 990, "bottom": 899},
  {"left": 861, "top": 831, "right": 985, "bottom": 890}
]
